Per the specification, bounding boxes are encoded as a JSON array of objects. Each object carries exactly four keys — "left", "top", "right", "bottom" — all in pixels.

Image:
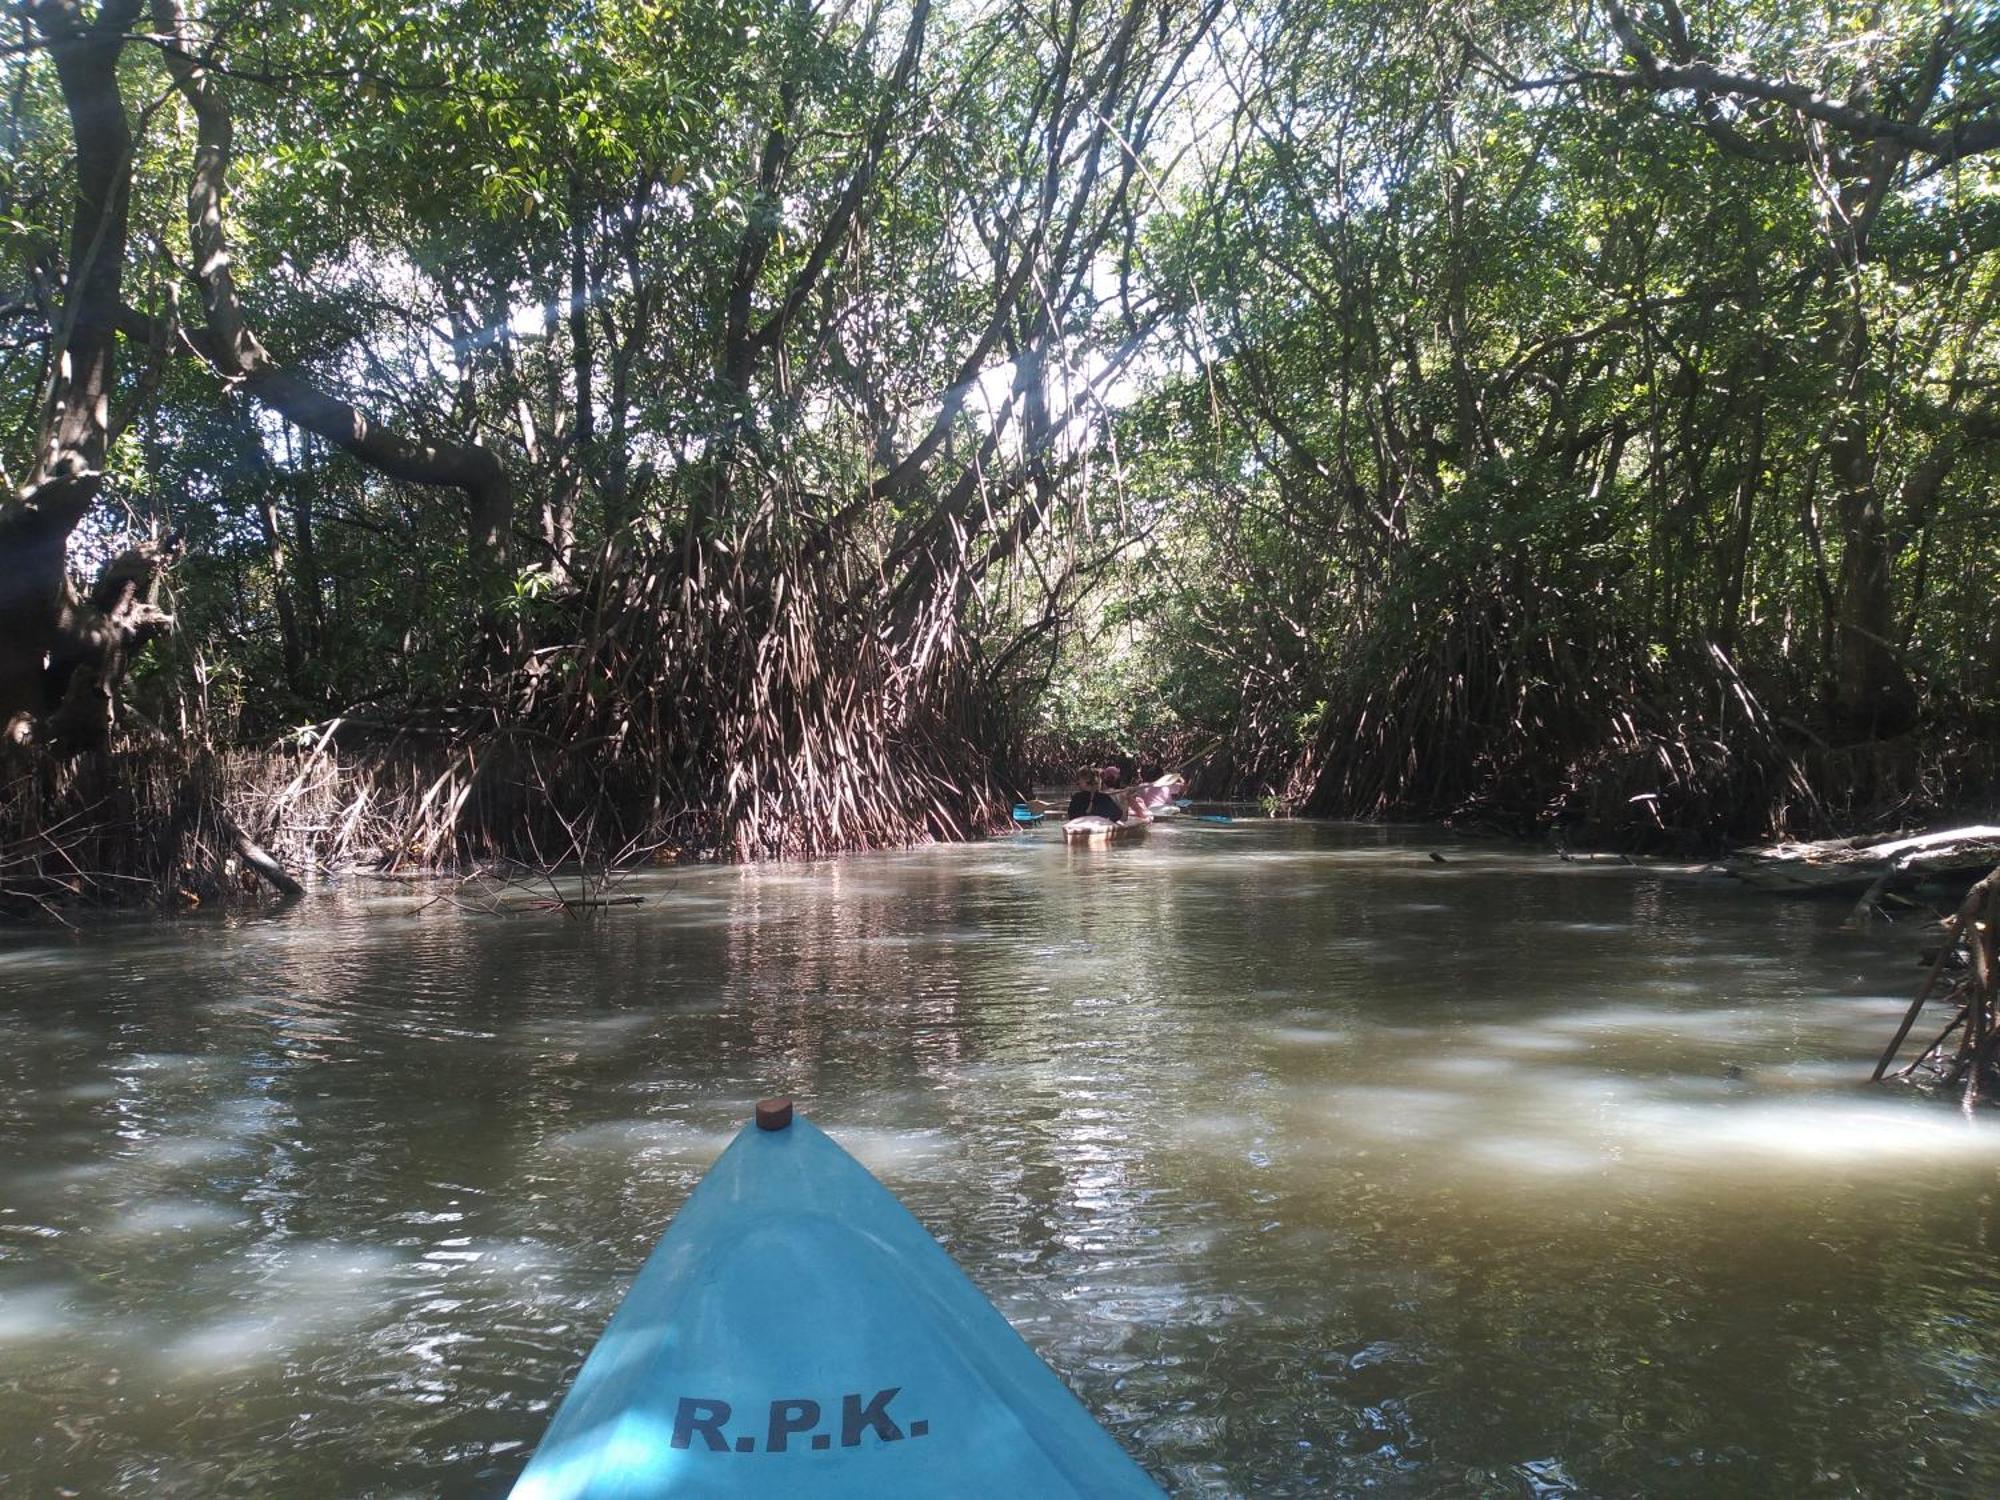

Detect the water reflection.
[{"left": 1, "top": 823, "right": 1996, "bottom": 1495}]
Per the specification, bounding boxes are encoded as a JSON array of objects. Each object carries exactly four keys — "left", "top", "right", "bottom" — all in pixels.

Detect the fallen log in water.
[
  {"left": 228, "top": 824, "right": 304, "bottom": 898},
  {"left": 1725, "top": 825, "right": 2000, "bottom": 894}
]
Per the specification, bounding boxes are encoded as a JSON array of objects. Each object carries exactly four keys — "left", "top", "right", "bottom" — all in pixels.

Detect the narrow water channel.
[{"left": 3, "top": 821, "right": 1995, "bottom": 1496}]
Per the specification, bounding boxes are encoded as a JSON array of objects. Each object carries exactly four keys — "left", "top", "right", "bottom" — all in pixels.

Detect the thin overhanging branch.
[
  {"left": 149, "top": 0, "right": 514, "bottom": 590},
  {"left": 1598, "top": 1, "right": 1997, "bottom": 170},
  {"left": 749, "top": 0, "right": 933, "bottom": 357}
]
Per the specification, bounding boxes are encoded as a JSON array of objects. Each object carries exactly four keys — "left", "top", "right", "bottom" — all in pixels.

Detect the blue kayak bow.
[{"left": 510, "top": 1102, "right": 1163, "bottom": 1498}]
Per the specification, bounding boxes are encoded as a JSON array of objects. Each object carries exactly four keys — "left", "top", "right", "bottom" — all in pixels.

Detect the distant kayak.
[{"left": 509, "top": 1101, "right": 1163, "bottom": 1498}]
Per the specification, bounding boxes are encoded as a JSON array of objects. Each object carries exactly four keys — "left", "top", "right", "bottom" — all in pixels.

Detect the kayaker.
[
  {"left": 1066, "top": 767, "right": 1126, "bottom": 823},
  {"left": 1100, "top": 762, "right": 1151, "bottom": 820}
]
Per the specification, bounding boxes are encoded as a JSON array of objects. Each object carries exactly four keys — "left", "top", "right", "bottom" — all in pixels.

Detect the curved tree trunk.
[{"left": 0, "top": 0, "right": 156, "bottom": 750}]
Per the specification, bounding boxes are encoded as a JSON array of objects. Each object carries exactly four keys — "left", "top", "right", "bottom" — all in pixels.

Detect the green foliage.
[
  {"left": 1063, "top": 0, "right": 1999, "bottom": 828},
  {"left": 4, "top": 0, "right": 1994, "bottom": 847}
]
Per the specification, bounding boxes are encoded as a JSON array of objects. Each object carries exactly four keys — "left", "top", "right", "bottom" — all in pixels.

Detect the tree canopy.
[{"left": 3, "top": 0, "right": 1995, "bottom": 878}]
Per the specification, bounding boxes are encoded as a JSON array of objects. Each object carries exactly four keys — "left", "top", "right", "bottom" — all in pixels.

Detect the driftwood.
[
  {"left": 1726, "top": 825, "right": 2000, "bottom": 895},
  {"left": 482, "top": 894, "right": 646, "bottom": 916},
  {"left": 1872, "top": 866, "right": 2000, "bottom": 1109},
  {"left": 229, "top": 824, "right": 304, "bottom": 897}
]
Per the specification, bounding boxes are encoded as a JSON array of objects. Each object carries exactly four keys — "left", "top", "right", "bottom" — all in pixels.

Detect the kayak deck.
[
  {"left": 510, "top": 1103, "right": 1162, "bottom": 1498},
  {"left": 1062, "top": 814, "right": 1144, "bottom": 842}
]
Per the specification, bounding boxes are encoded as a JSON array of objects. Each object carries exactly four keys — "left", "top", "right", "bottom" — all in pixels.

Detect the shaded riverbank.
[
  {"left": 3, "top": 821, "right": 1995, "bottom": 1495},
  {"left": 0, "top": 737, "right": 1008, "bottom": 919}
]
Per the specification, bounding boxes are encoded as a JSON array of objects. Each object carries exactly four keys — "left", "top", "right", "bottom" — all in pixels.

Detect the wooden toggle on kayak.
[{"left": 509, "top": 1099, "right": 1163, "bottom": 1498}]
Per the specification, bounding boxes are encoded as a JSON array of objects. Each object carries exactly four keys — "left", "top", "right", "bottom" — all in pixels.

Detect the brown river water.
[{"left": 2, "top": 819, "right": 1996, "bottom": 1496}]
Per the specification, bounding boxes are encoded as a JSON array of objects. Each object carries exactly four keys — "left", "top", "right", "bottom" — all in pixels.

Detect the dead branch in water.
[{"left": 1872, "top": 866, "right": 2000, "bottom": 1108}]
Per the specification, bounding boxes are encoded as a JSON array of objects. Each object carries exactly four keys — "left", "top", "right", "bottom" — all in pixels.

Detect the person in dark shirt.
[{"left": 1064, "top": 766, "right": 1125, "bottom": 822}]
